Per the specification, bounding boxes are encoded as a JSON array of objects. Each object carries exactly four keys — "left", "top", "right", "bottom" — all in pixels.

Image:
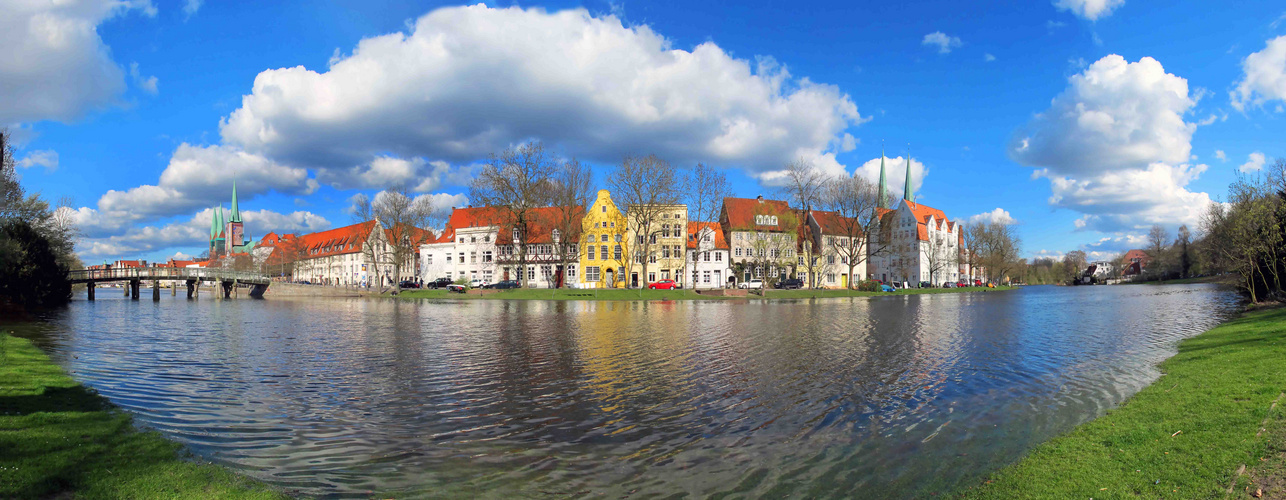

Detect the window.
[
  {"left": 600, "top": 245, "right": 608, "bottom": 260},
  {"left": 602, "top": 205, "right": 607, "bottom": 213},
  {"left": 458, "top": 253, "right": 464, "bottom": 263},
  {"left": 483, "top": 270, "right": 493, "bottom": 280},
  {"left": 798, "top": 256, "right": 805, "bottom": 265},
  {"left": 471, "top": 236, "right": 477, "bottom": 243},
  {"left": 483, "top": 251, "right": 493, "bottom": 262},
  {"left": 661, "top": 270, "right": 669, "bottom": 280},
  {"left": 610, "top": 221, "right": 615, "bottom": 228},
  {"left": 648, "top": 272, "right": 656, "bottom": 282},
  {"left": 614, "top": 245, "right": 622, "bottom": 260},
  {"left": 552, "top": 229, "right": 560, "bottom": 241},
  {"left": 615, "top": 234, "right": 622, "bottom": 242},
  {"left": 446, "top": 271, "right": 452, "bottom": 279},
  {"left": 588, "top": 246, "right": 596, "bottom": 260},
  {"left": 567, "top": 267, "right": 576, "bottom": 278},
  {"left": 662, "top": 246, "right": 671, "bottom": 258},
  {"left": 589, "top": 234, "right": 596, "bottom": 243},
  {"left": 735, "top": 248, "right": 742, "bottom": 257},
  {"left": 483, "top": 235, "right": 490, "bottom": 242},
  {"left": 513, "top": 228, "right": 520, "bottom": 241},
  {"left": 427, "top": 254, "right": 433, "bottom": 264},
  {"left": 662, "top": 224, "right": 670, "bottom": 237},
  {"left": 649, "top": 234, "right": 657, "bottom": 244},
  {"left": 704, "top": 233, "right": 711, "bottom": 242},
  {"left": 459, "top": 237, "right": 464, "bottom": 243},
  {"left": 527, "top": 267, "right": 536, "bottom": 280},
  {"left": 827, "top": 255, "right": 836, "bottom": 264},
  {"left": 703, "top": 251, "right": 710, "bottom": 262},
  {"left": 470, "top": 252, "right": 477, "bottom": 264},
  {"left": 649, "top": 253, "right": 657, "bottom": 263},
  {"left": 447, "top": 254, "right": 453, "bottom": 263},
  {"left": 827, "top": 273, "right": 836, "bottom": 283},
  {"left": 715, "top": 252, "right": 722, "bottom": 262},
  {"left": 703, "top": 271, "right": 711, "bottom": 283},
  {"left": 586, "top": 266, "right": 600, "bottom": 281},
  {"left": 601, "top": 234, "right": 608, "bottom": 242},
  {"left": 541, "top": 265, "right": 553, "bottom": 280}
]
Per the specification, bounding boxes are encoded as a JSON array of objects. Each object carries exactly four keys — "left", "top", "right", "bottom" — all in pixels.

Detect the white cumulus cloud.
[
  {"left": 129, "top": 62, "right": 158, "bottom": 94},
  {"left": 922, "top": 32, "right": 962, "bottom": 54},
  {"left": 1053, "top": 0, "right": 1124, "bottom": 21},
  {"left": 218, "top": 4, "right": 865, "bottom": 178},
  {"left": 968, "top": 208, "right": 1017, "bottom": 225},
  {"left": 0, "top": 0, "right": 154, "bottom": 123},
  {"left": 1215, "top": 150, "right": 1227, "bottom": 161},
  {"left": 16, "top": 149, "right": 58, "bottom": 171},
  {"left": 86, "top": 144, "right": 318, "bottom": 231},
  {"left": 850, "top": 155, "right": 927, "bottom": 202},
  {"left": 1011, "top": 54, "right": 1213, "bottom": 234},
  {"left": 1232, "top": 36, "right": 1286, "bottom": 112},
  {"left": 1239, "top": 151, "right": 1266, "bottom": 172}
]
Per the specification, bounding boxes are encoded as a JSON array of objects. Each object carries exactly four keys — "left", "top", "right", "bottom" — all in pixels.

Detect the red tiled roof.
[
  {"left": 687, "top": 222, "right": 729, "bottom": 250},
  {"left": 298, "top": 221, "right": 377, "bottom": 258},
  {"left": 721, "top": 197, "right": 795, "bottom": 233},
  {"left": 809, "top": 210, "right": 860, "bottom": 237},
  {"left": 437, "top": 206, "right": 584, "bottom": 245}
]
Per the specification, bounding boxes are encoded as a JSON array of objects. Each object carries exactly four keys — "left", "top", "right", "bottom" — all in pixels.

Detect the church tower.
[
  {"left": 226, "top": 180, "right": 244, "bottom": 249},
  {"left": 903, "top": 149, "right": 914, "bottom": 203},
  {"left": 877, "top": 147, "right": 889, "bottom": 209}
]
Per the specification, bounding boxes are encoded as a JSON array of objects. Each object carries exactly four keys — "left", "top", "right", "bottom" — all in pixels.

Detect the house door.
[
  {"left": 842, "top": 274, "right": 848, "bottom": 288},
  {"left": 606, "top": 269, "right": 615, "bottom": 288},
  {"left": 631, "top": 273, "right": 638, "bottom": 288}
]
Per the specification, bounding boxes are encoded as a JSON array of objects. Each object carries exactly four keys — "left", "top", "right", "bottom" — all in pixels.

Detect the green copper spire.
[
  {"left": 877, "top": 147, "right": 889, "bottom": 209},
  {"left": 215, "top": 204, "right": 225, "bottom": 239},
  {"left": 210, "top": 205, "right": 218, "bottom": 239},
  {"left": 903, "top": 147, "right": 914, "bottom": 203},
  {"left": 230, "top": 180, "right": 242, "bottom": 223}
]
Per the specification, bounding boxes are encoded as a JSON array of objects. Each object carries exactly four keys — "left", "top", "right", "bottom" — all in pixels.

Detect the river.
[{"left": 5, "top": 284, "right": 1240, "bottom": 498}]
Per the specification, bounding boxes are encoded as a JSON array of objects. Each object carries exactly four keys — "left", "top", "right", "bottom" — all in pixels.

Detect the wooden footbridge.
[{"left": 68, "top": 267, "right": 271, "bottom": 301}]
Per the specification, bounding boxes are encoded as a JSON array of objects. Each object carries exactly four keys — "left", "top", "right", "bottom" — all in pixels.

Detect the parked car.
[
  {"left": 488, "top": 280, "right": 520, "bottom": 289},
  {"left": 739, "top": 279, "right": 764, "bottom": 289},
  {"left": 774, "top": 278, "right": 804, "bottom": 290},
  {"left": 880, "top": 284, "right": 896, "bottom": 292},
  {"left": 469, "top": 279, "right": 488, "bottom": 289},
  {"left": 647, "top": 279, "right": 680, "bottom": 290},
  {"left": 973, "top": 279, "right": 983, "bottom": 287},
  {"left": 426, "top": 278, "right": 453, "bottom": 289},
  {"left": 399, "top": 280, "right": 421, "bottom": 289},
  {"left": 446, "top": 284, "right": 467, "bottom": 293},
  {"left": 943, "top": 282, "right": 957, "bottom": 288}
]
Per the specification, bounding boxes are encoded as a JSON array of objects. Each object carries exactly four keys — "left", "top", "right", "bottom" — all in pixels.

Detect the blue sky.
[{"left": 5, "top": 0, "right": 1285, "bottom": 264}]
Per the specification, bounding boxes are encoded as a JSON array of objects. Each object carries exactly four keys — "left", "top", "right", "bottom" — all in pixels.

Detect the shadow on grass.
[{"left": 0, "top": 384, "right": 110, "bottom": 415}]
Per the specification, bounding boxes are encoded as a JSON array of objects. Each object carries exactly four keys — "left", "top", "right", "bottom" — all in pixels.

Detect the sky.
[{"left": 4, "top": 0, "right": 1285, "bottom": 265}]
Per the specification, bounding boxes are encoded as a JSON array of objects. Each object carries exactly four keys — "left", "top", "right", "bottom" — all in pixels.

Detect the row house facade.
[
  {"left": 686, "top": 222, "right": 732, "bottom": 289},
  {"left": 627, "top": 204, "right": 688, "bottom": 287},
  {"left": 421, "top": 206, "right": 583, "bottom": 288},
  {"left": 283, "top": 220, "right": 426, "bottom": 287},
  {"left": 579, "top": 190, "right": 629, "bottom": 288},
  {"left": 720, "top": 196, "right": 799, "bottom": 283},
  {"left": 867, "top": 200, "right": 961, "bottom": 286},
  {"left": 797, "top": 209, "right": 867, "bottom": 289}
]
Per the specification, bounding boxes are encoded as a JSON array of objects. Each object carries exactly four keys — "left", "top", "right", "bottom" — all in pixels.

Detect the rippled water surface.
[{"left": 8, "top": 284, "right": 1240, "bottom": 498}]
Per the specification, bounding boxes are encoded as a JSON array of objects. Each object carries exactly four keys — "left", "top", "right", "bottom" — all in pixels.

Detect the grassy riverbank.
[
  {"left": 0, "top": 334, "right": 286, "bottom": 499},
  {"left": 963, "top": 305, "right": 1286, "bottom": 498},
  {"left": 396, "top": 285, "right": 1012, "bottom": 301}
]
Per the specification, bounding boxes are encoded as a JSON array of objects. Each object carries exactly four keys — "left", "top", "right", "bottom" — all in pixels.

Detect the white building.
[
  {"left": 421, "top": 206, "right": 582, "bottom": 288},
  {"left": 798, "top": 210, "right": 868, "bottom": 289},
  {"left": 865, "top": 154, "right": 960, "bottom": 286},
  {"left": 686, "top": 222, "right": 732, "bottom": 289},
  {"left": 286, "top": 221, "right": 426, "bottom": 287}
]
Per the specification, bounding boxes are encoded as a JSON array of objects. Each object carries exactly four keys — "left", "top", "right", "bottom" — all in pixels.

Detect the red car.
[{"left": 646, "top": 279, "right": 680, "bottom": 290}]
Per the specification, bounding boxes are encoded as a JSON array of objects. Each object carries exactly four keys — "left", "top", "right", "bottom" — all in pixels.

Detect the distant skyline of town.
[{"left": 3, "top": 0, "right": 1284, "bottom": 264}]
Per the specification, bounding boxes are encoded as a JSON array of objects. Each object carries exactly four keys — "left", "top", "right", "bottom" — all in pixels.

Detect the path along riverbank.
[
  {"left": 963, "top": 305, "right": 1286, "bottom": 498},
  {"left": 0, "top": 334, "right": 286, "bottom": 499},
  {"left": 396, "top": 285, "right": 1014, "bottom": 301}
]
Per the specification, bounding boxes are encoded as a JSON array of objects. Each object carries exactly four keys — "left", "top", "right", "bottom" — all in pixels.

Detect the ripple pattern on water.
[{"left": 7, "top": 284, "right": 1240, "bottom": 498}]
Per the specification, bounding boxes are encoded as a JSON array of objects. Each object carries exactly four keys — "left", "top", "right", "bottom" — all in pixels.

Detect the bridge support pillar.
[
  {"left": 186, "top": 279, "right": 196, "bottom": 299},
  {"left": 152, "top": 280, "right": 160, "bottom": 301},
  {"left": 222, "top": 280, "right": 232, "bottom": 299},
  {"left": 124, "top": 283, "right": 129, "bottom": 296},
  {"left": 130, "top": 279, "right": 140, "bottom": 300},
  {"left": 249, "top": 283, "right": 268, "bottom": 298},
  {"left": 172, "top": 281, "right": 176, "bottom": 296},
  {"left": 87, "top": 282, "right": 95, "bottom": 301}
]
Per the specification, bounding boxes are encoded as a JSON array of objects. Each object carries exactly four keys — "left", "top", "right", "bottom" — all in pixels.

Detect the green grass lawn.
[
  {"left": 0, "top": 334, "right": 287, "bottom": 499},
  {"left": 396, "top": 285, "right": 1013, "bottom": 301},
  {"left": 962, "top": 306, "right": 1286, "bottom": 499}
]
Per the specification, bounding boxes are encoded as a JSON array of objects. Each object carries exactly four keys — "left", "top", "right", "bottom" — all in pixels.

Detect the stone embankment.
[{"left": 261, "top": 282, "right": 376, "bottom": 298}]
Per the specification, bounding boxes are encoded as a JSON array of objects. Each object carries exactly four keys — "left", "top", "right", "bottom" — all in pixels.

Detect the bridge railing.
[{"left": 69, "top": 267, "right": 270, "bottom": 283}]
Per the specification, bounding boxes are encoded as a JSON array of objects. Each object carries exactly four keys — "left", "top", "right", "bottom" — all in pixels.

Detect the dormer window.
[
  {"left": 513, "top": 228, "right": 520, "bottom": 241},
  {"left": 552, "top": 229, "right": 560, "bottom": 241}
]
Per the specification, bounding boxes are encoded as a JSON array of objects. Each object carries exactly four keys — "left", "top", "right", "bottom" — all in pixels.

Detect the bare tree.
[
  {"left": 1146, "top": 224, "right": 1169, "bottom": 279},
  {"left": 777, "top": 158, "right": 828, "bottom": 211},
  {"left": 1175, "top": 225, "right": 1192, "bottom": 278},
  {"left": 609, "top": 154, "right": 682, "bottom": 288},
  {"left": 979, "top": 222, "right": 1021, "bottom": 284},
  {"left": 961, "top": 222, "right": 982, "bottom": 282},
  {"left": 547, "top": 158, "right": 592, "bottom": 287},
  {"left": 470, "top": 142, "right": 557, "bottom": 288},
  {"left": 923, "top": 229, "right": 952, "bottom": 286},
  {"left": 685, "top": 162, "right": 732, "bottom": 223},
  {"left": 353, "top": 185, "right": 440, "bottom": 293},
  {"left": 820, "top": 176, "right": 883, "bottom": 288}
]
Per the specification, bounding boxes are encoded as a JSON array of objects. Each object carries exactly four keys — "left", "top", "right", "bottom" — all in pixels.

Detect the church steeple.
[
  {"left": 230, "top": 180, "right": 242, "bottom": 223},
  {"left": 877, "top": 147, "right": 889, "bottom": 209},
  {"left": 210, "top": 205, "right": 219, "bottom": 239},
  {"left": 903, "top": 148, "right": 914, "bottom": 203}
]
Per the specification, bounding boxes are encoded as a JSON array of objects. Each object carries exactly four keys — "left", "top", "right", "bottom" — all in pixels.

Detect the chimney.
[{"left": 756, "top": 195, "right": 764, "bottom": 203}]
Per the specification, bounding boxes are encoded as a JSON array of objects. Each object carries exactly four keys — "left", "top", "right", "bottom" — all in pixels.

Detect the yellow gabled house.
[{"left": 579, "top": 190, "right": 629, "bottom": 288}]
